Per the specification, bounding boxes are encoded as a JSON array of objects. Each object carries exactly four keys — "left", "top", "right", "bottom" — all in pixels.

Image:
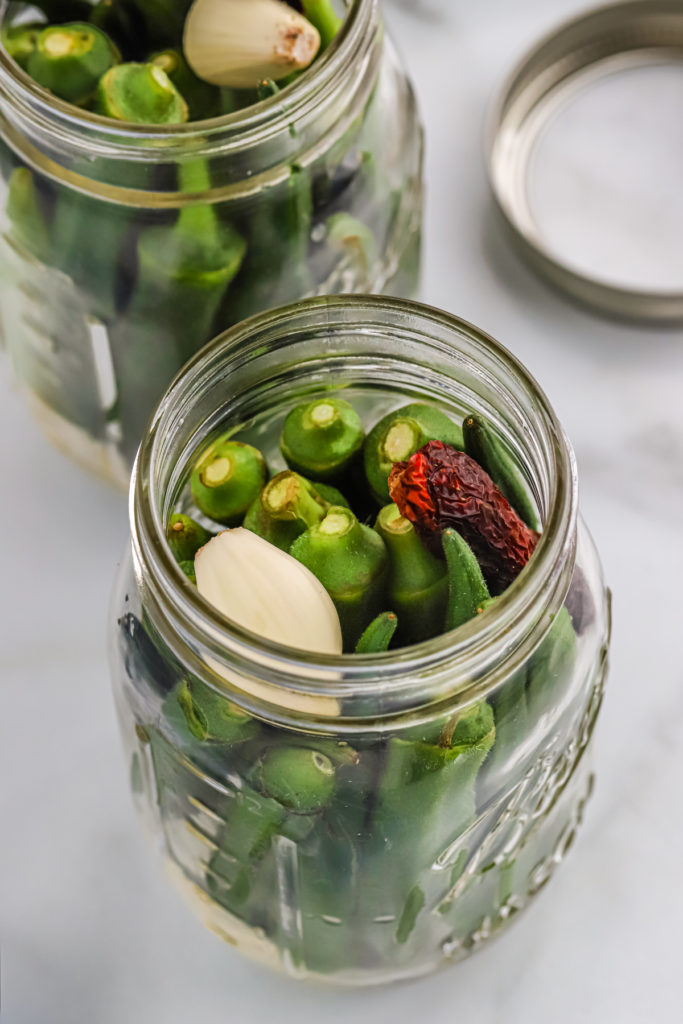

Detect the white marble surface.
[{"left": 2, "top": 1, "right": 683, "bottom": 1020}]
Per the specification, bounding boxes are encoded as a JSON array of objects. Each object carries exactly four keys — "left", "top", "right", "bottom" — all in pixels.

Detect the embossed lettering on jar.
[
  {"left": 109, "top": 297, "right": 610, "bottom": 986},
  {"left": 0, "top": 0, "right": 423, "bottom": 484}
]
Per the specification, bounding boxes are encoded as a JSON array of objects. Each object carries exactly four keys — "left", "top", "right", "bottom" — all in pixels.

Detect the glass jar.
[
  {"left": 110, "top": 297, "right": 610, "bottom": 986},
  {"left": 0, "top": 0, "right": 422, "bottom": 485}
]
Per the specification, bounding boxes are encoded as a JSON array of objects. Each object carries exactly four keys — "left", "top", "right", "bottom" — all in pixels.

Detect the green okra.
[
  {"left": 191, "top": 438, "right": 267, "bottom": 526},
  {"left": 442, "top": 528, "right": 490, "bottom": 631},
  {"left": 355, "top": 611, "right": 398, "bottom": 653},
  {"left": 221, "top": 163, "right": 313, "bottom": 325},
  {"left": 526, "top": 606, "right": 577, "bottom": 722},
  {"left": 475, "top": 597, "right": 527, "bottom": 795},
  {"left": 256, "top": 78, "right": 280, "bottom": 101},
  {"left": 364, "top": 402, "right": 464, "bottom": 504},
  {"left": 300, "top": 0, "right": 344, "bottom": 49},
  {"left": 27, "top": 23, "right": 119, "bottom": 106},
  {"left": 363, "top": 702, "right": 495, "bottom": 948},
  {"left": 243, "top": 470, "right": 339, "bottom": 552},
  {"left": 166, "top": 512, "right": 212, "bottom": 563},
  {"left": 257, "top": 747, "right": 336, "bottom": 813},
  {"left": 95, "top": 62, "right": 188, "bottom": 123},
  {"left": 463, "top": 413, "right": 540, "bottom": 530},
  {"left": 110, "top": 159, "right": 246, "bottom": 458},
  {"left": 375, "top": 504, "right": 447, "bottom": 645},
  {"left": 280, "top": 397, "right": 365, "bottom": 483},
  {"left": 171, "top": 679, "right": 259, "bottom": 745},
  {"left": 290, "top": 505, "right": 388, "bottom": 650},
  {"left": 179, "top": 560, "right": 197, "bottom": 584},
  {"left": 1, "top": 24, "right": 42, "bottom": 70},
  {"left": 150, "top": 49, "right": 221, "bottom": 120},
  {"left": 5, "top": 167, "right": 50, "bottom": 263}
]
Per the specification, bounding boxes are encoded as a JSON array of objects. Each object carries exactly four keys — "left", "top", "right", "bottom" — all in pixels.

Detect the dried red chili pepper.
[{"left": 388, "top": 440, "right": 539, "bottom": 590}]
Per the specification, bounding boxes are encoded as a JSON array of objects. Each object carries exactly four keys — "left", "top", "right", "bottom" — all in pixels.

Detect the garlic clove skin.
[
  {"left": 183, "top": 0, "right": 321, "bottom": 88},
  {"left": 195, "top": 528, "right": 343, "bottom": 655}
]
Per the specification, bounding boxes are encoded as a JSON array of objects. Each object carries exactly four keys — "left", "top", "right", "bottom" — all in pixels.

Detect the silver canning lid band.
[{"left": 487, "top": 0, "right": 683, "bottom": 323}]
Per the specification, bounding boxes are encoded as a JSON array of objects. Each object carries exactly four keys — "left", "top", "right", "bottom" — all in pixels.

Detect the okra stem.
[
  {"left": 243, "top": 471, "right": 330, "bottom": 551},
  {"left": 95, "top": 62, "right": 188, "bottom": 123},
  {"left": 375, "top": 504, "right": 447, "bottom": 644},
  {"left": 300, "top": 0, "right": 343, "bottom": 49},
  {"left": 1, "top": 24, "right": 41, "bottom": 70},
  {"left": 290, "top": 505, "right": 388, "bottom": 650},
  {"left": 191, "top": 438, "right": 267, "bottom": 525},
  {"left": 151, "top": 49, "right": 220, "bottom": 120},
  {"left": 364, "top": 403, "right": 464, "bottom": 505},
  {"left": 280, "top": 397, "right": 365, "bottom": 483}
]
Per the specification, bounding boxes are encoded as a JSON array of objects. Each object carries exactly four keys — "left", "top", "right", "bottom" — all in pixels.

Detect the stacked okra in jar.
[
  {"left": 3, "top": 1, "right": 407, "bottom": 460},
  {"left": 167, "top": 399, "right": 562, "bottom": 653},
  {"left": 120, "top": 398, "right": 580, "bottom": 968},
  {"left": 3, "top": 1, "right": 343, "bottom": 121}
]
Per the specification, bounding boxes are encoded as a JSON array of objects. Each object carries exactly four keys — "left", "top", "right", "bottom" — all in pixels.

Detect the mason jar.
[
  {"left": 109, "top": 296, "right": 610, "bottom": 985},
  {"left": 0, "top": 0, "right": 422, "bottom": 485}
]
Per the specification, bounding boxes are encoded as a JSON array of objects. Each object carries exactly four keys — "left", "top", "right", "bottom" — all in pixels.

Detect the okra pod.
[
  {"left": 355, "top": 611, "right": 398, "bottom": 653},
  {"left": 290, "top": 505, "right": 388, "bottom": 650},
  {"left": 27, "top": 23, "right": 119, "bottom": 106},
  {"left": 526, "top": 606, "right": 577, "bottom": 722},
  {"left": 179, "top": 560, "right": 197, "bottom": 584},
  {"left": 166, "top": 512, "right": 212, "bottom": 563},
  {"left": 463, "top": 414, "right": 540, "bottom": 530},
  {"left": 375, "top": 503, "right": 447, "bottom": 644},
  {"left": 150, "top": 49, "right": 221, "bottom": 120},
  {"left": 243, "top": 470, "right": 333, "bottom": 551},
  {"left": 364, "top": 403, "right": 464, "bottom": 504},
  {"left": 191, "top": 438, "right": 267, "bottom": 525},
  {"left": 442, "top": 528, "right": 490, "bottom": 631},
  {"left": 173, "top": 679, "right": 259, "bottom": 744},
  {"left": 257, "top": 747, "right": 336, "bottom": 813},
  {"left": 363, "top": 702, "right": 495, "bottom": 950},
  {"left": 1, "top": 24, "right": 41, "bottom": 70},
  {"left": 110, "top": 159, "right": 246, "bottom": 457},
  {"left": 95, "top": 63, "right": 188, "bottom": 123},
  {"left": 280, "top": 397, "right": 365, "bottom": 483}
]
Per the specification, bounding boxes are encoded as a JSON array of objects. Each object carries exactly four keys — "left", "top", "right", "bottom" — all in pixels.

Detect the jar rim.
[
  {"left": 0, "top": 0, "right": 371, "bottom": 156},
  {"left": 132, "top": 296, "right": 578, "bottom": 725}
]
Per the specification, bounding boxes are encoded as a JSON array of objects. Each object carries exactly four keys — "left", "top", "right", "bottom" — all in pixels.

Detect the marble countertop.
[{"left": 2, "top": 1, "right": 682, "bottom": 1020}]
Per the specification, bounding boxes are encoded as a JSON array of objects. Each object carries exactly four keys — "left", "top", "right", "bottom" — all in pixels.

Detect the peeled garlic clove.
[
  {"left": 183, "top": 0, "right": 321, "bottom": 88},
  {"left": 195, "top": 528, "right": 343, "bottom": 655}
]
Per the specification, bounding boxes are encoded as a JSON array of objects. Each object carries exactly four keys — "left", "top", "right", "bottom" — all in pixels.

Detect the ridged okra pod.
[
  {"left": 290, "top": 506, "right": 388, "bottom": 650},
  {"left": 361, "top": 702, "right": 495, "bottom": 953},
  {"left": 376, "top": 504, "right": 447, "bottom": 644},
  {"left": 109, "top": 159, "right": 246, "bottom": 457},
  {"left": 300, "top": 0, "right": 343, "bottom": 49},
  {"left": 355, "top": 612, "right": 398, "bottom": 653},
  {"left": 463, "top": 414, "right": 540, "bottom": 530},
  {"left": 442, "top": 528, "right": 490, "bottom": 631},
  {"left": 280, "top": 397, "right": 365, "bottom": 483},
  {"left": 364, "top": 403, "right": 464, "bottom": 504}
]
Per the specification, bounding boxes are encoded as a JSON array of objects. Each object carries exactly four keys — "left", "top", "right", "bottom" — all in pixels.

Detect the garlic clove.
[
  {"left": 195, "top": 528, "right": 343, "bottom": 655},
  {"left": 183, "top": 0, "right": 321, "bottom": 88}
]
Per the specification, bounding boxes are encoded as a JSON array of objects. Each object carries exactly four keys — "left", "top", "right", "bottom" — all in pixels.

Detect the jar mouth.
[
  {"left": 133, "top": 296, "right": 578, "bottom": 724},
  {"left": 0, "top": 0, "right": 367, "bottom": 153}
]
